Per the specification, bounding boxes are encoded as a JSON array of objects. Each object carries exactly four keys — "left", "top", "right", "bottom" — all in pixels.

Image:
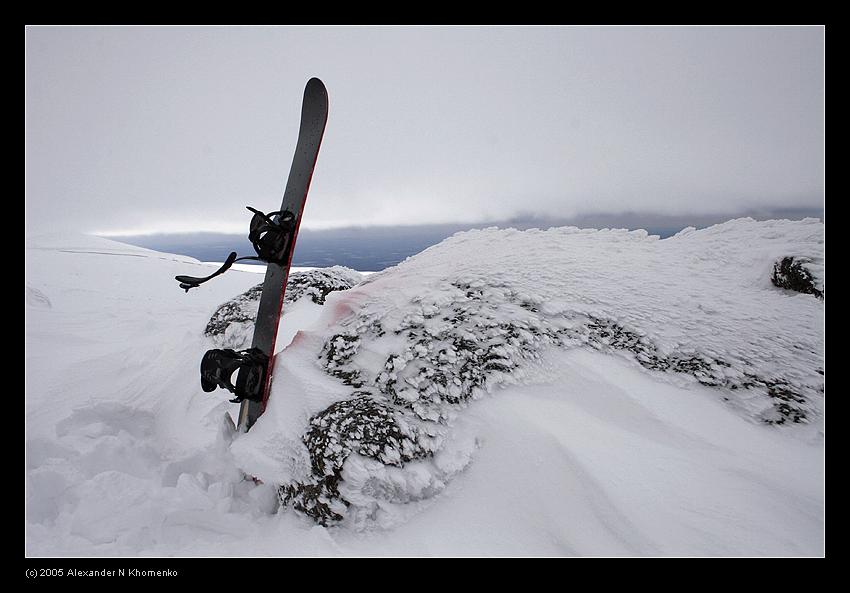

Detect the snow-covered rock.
[{"left": 255, "top": 218, "right": 825, "bottom": 526}]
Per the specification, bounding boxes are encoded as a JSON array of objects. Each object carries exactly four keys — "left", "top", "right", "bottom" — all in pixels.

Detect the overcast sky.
[{"left": 25, "top": 25, "right": 824, "bottom": 236}]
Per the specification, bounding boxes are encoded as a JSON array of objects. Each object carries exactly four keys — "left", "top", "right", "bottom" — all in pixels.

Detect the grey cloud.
[{"left": 25, "top": 26, "right": 824, "bottom": 235}]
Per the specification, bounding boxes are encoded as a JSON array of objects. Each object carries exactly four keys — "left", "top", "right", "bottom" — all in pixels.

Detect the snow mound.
[{"left": 259, "top": 218, "right": 824, "bottom": 526}]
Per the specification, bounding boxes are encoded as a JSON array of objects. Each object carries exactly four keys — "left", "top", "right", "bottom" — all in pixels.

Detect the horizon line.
[{"left": 94, "top": 207, "right": 824, "bottom": 238}]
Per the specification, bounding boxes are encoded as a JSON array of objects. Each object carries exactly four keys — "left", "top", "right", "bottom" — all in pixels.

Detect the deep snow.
[{"left": 25, "top": 220, "right": 824, "bottom": 556}]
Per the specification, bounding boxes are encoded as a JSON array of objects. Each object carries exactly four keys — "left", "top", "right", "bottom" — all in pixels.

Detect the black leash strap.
[{"left": 175, "top": 252, "right": 240, "bottom": 292}]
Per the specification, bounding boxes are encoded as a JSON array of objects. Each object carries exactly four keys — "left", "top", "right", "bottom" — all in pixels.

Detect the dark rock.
[{"left": 772, "top": 257, "right": 824, "bottom": 299}]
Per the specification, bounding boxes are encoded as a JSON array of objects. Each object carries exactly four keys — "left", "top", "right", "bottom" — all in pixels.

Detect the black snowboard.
[{"left": 237, "top": 78, "right": 329, "bottom": 431}]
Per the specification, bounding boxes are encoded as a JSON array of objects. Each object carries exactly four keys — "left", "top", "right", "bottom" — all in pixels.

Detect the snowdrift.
[{"left": 25, "top": 220, "right": 824, "bottom": 556}]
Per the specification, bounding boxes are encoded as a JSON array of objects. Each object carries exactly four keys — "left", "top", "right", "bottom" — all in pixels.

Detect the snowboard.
[{"left": 236, "top": 77, "right": 328, "bottom": 431}]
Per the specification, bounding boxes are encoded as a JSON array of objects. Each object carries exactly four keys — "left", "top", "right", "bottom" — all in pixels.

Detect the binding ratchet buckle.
[{"left": 200, "top": 348, "right": 269, "bottom": 403}]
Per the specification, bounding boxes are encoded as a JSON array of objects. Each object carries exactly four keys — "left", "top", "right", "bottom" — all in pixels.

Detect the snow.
[{"left": 25, "top": 220, "right": 824, "bottom": 556}]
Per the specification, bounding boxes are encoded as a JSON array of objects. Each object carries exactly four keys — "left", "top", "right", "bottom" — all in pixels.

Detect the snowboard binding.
[
  {"left": 175, "top": 206, "right": 297, "bottom": 292},
  {"left": 200, "top": 347, "right": 269, "bottom": 403},
  {"left": 247, "top": 207, "right": 296, "bottom": 266}
]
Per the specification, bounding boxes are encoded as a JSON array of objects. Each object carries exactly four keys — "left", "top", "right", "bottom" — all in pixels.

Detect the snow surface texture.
[{"left": 25, "top": 221, "right": 824, "bottom": 556}]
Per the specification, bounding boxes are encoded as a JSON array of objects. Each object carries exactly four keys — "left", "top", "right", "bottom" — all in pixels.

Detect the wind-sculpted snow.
[
  {"left": 204, "top": 266, "right": 364, "bottom": 349},
  {"left": 278, "top": 218, "right": 825, "bottom": 525},
  {"left": 25, "top": 229, "right": 825, "bottom": 555}
]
